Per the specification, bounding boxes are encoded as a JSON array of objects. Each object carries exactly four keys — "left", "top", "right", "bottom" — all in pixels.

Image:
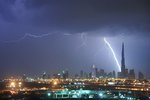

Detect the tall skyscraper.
[
  {"left": 121, "top": 42, "right": 126, "bottom": 78},
  {"left": 95, "top": 68, "right": 99, "bottom": 78},
  {"left": 118, "top": 42, "right": 128, "bottom": 78},
  {"left": 91, "top": 65, "right": 96, "bottom": 78}
]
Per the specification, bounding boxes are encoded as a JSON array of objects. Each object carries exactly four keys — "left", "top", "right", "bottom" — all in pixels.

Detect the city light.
[
  {"left": 99, "top": 93, "right": 103, "bottom": 97},
  {"left": 18, "top": 82, "right": 22, "bottom": 85},
  {"left": 1, "top": 77, "right": 149, "bottom": 99},
  {"left": 18, "top": 82, "right": 22, "bottom": 87},
  {"left": 10, "top": 82, "right": 16, "bottom": 88},
  {"left": 53, "top": 81, "right": 57, "bottom": 85},
  {"left": 47, "top": 93, "right": 51, "bottom": 96}
]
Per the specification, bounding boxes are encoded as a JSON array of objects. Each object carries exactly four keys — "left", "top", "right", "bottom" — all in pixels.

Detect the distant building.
[
  {"left": 108, "top": 72, "right": 113, "bottom": 78},
  {"left": 53, "top": 73, "right": 62, "bottom": 79},
  {"left": 118, "top": 72, "right": 122, "bottom": 78},
  {"left": 113, "top": 70, "right": 116, "bottom": 78},
  {"left": 62, "top": 70, "right": 69, "bottom": 79},
  {"left": 22, "top": 74, "right": 27, "bottom": 81},
  {"left": 128, "top": 69, "right": 135, "bottom": 79},
  {"left": 95, "top": 68, "right": 99, "bottom": 78},
  {"left": 99, "top": 69, "right": 105, "bottom": 77},
  {"left": 84, "top": 72, "right": 88, "bottom": 78},
  {"left": 42, "top": 72, "right": 47, "bottom": 79},
  {"left": 91, "top": 65, "right": 96, "bottom": 78},
  {"left": 125, "top": 68, "right": 128, "bottom": 77},
  {"left": 74, "top": 74, "right": 79, "bottom": 78},
  {"left": 80, "top": 70, "right": 83, "bottom": 78},
  {"left": 138, "top": 71, "right": 144, "bottom": 79},
  {"left": 89, "top": 72, "right": 92, "bottom": 78}
]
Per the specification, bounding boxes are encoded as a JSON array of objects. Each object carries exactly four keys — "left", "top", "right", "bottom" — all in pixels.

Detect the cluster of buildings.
[
  {"left": 75, "top": 66, "right": 116, "bottom": 79},
  {"left": 53, "top": 70, "right": 69, "bottom": 79},
  {"left": 73, "top": 42, "right": 144, "bottom": 80},
  {"left": 22, "top": 42, "right": 144, "bottom": 80},
  {"left": 118, "top": 43, "right": 144, "bottom": 79}
]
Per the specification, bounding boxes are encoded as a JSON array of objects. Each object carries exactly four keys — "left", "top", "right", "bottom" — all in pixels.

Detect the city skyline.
[
  {"left": 0, "top": 0, "right": 150, "bottom": 99},
  {"left": 0, "top": 0, "right": 150, "bottom": 78}
]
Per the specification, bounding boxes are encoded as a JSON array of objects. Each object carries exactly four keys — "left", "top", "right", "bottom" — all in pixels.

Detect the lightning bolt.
[
  {"left": 104, "top": 37, "right": 121, "bottom": 72},
  {"left": 1, "top": 32, "right": 72, "bottom": 43},
  {"left": 81, "top": 33, "right": 87, "bottom": 46},
  {"left": 75, "top": 32, "right": 88, "bottom": 51},
  {"left": 1, "top": 33, "right": 54, "bottom": 43},
  {"left": 78, "top": 32, "right": 88, "bottom": 48}
]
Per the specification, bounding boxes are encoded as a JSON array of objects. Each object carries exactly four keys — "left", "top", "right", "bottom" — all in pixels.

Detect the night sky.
[{"left": 0, "top": 0, "right": 150, "bottom": 78}]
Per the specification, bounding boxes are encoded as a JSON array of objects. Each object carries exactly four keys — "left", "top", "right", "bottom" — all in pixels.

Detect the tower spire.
[
  {"left": 121, "top": 42, "right": 125, "bottom": 67},
  {"left": 121, "top": 42, "right": 126, "bottom": 77}
]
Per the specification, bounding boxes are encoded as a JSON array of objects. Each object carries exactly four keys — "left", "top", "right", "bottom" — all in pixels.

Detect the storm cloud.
[
  {"left": 0, "top": 0, "right": 150, "bottom": 78},
  {"left": 0, "top": 0, "right": 150, "bottom": 40}
]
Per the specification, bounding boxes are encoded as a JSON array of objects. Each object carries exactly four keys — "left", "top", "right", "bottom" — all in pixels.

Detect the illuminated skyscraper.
[{"left": 91, "top": 65, "right": 96, "bottom": 78}]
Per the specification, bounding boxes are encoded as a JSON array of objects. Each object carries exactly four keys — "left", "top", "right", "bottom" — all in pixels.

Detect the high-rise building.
[
  {"left": 80, "top": 70, "right": 83, "bottom": 78},
  {"left": 42, "top": 72, "right": 47, "bottom": 79},
  {"left": 65, "top": 70, "right": 69, "bottom": 78},
  {"left": 95, "top": 68, "right": 99, "bottom": 78},
  {"left": 62, "top": 70, "right": 69, "bottom": 79},
  {"left": 138, "top": 71, "right": 144, "bottom": 79},
  {"left": 118, "top": 42, "right": 128, "bottom": 78},
  {"left": 128, "top": 69, "right": 135, "bottom": 79},
  {"left": 117, "top": 72, "right": 122, "bottom": 78},
  {"left": 22, "top": 74, "right": 27, "bottom": 81},
  {"left": 74, "top": 74, "right": 79, "bottom": 78},
  {"left": 113, "top": 70, "right": 116, "bottom": 78},
  {"left": 108, "top": 72, "right": 113, "bottom": 78},
  {"left": 125, "top": 68, "right": 128, "bottom": 77},
  {"left": 99, "top": 69, "right": 105, "bottom": 77},
  {"left": 91, "top": 65, "right": 96, "bottom": 78},
  {"left": 121, "top": 42, "right": 126, "bottom": 78},
  {"left": 84, "top": 72, "right": 88, "bottom": 78},
  {"left": 89, "top": 72, "right": 92, "bottom": 78}
]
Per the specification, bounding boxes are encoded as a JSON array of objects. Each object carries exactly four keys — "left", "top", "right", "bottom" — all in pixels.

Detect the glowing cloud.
[{"left": 104, "top": 37, "right": 121, "bottom": 71}]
